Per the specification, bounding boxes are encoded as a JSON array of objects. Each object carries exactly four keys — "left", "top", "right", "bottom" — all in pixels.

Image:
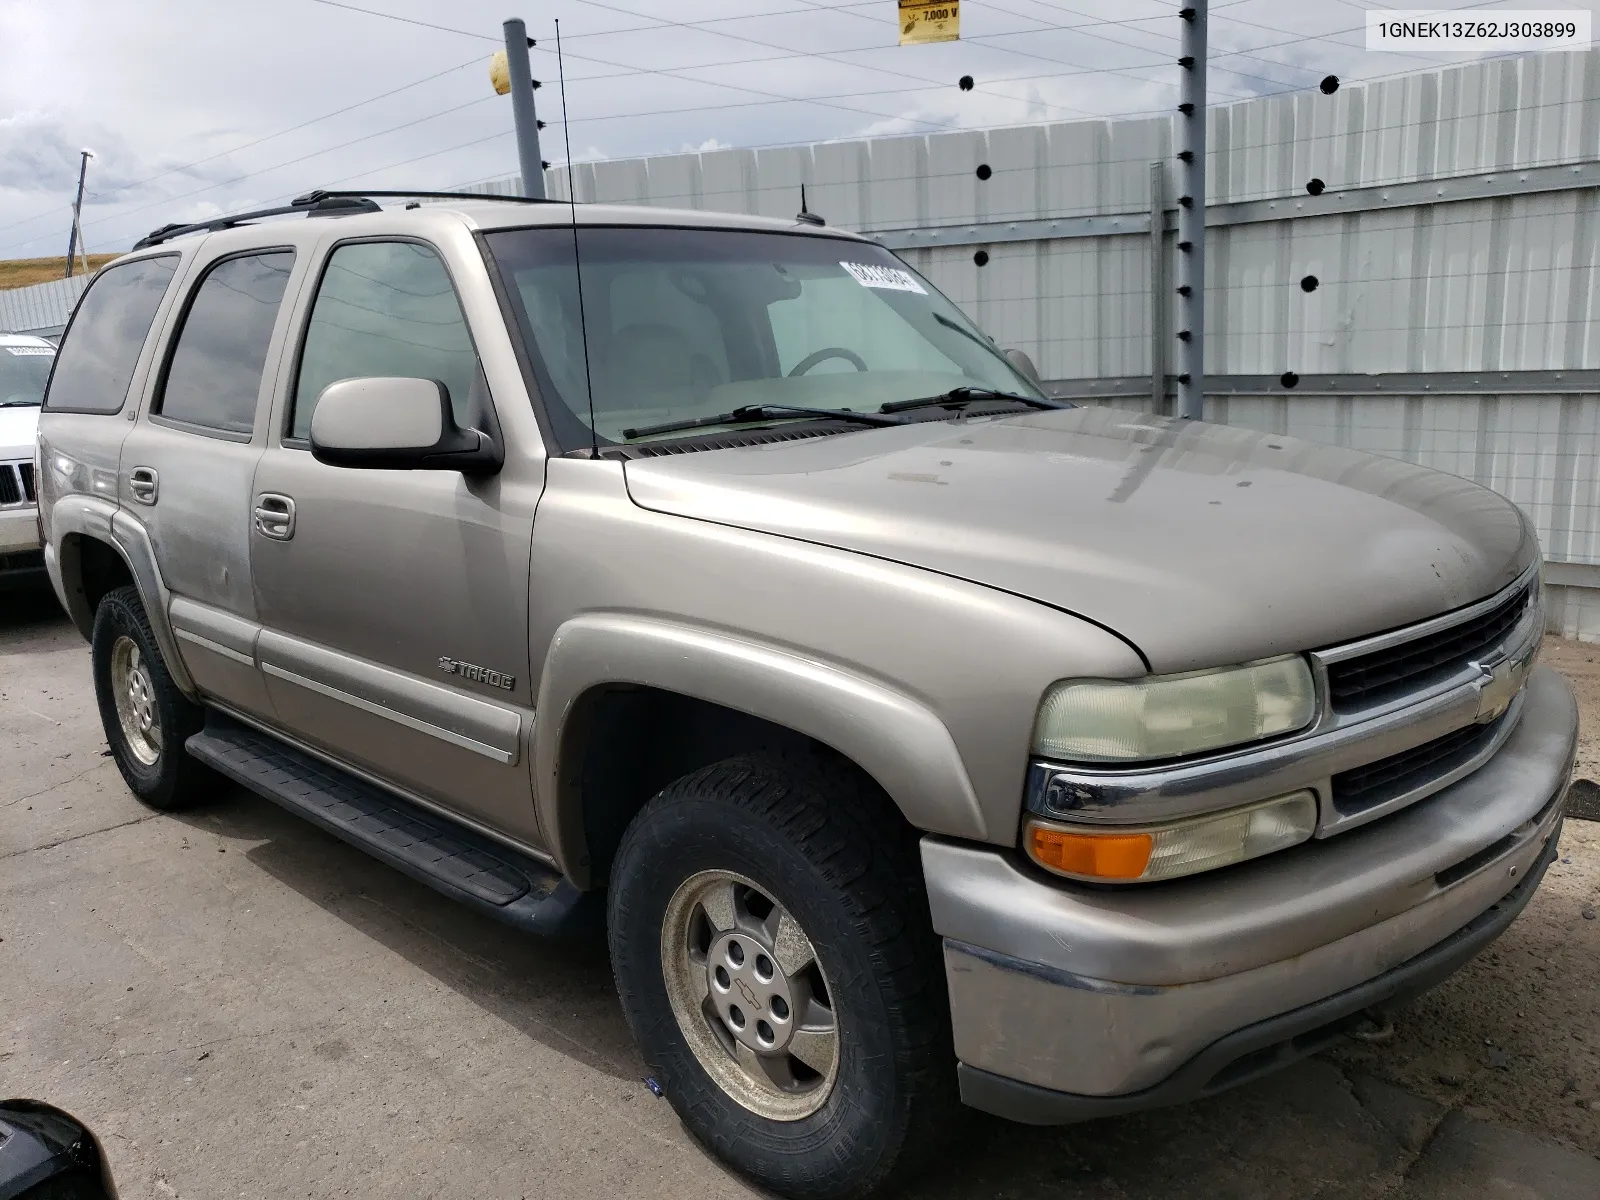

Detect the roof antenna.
[
  {"left": 555, "top": 18, "right": 599, "bottom": 460},
  {"left": 796, "top": 183, "right": 825, "bottom": 226}
]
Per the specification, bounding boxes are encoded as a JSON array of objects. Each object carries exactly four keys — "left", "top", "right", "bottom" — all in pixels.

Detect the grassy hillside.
[{"left": 0, "top": 255, "right": 119, "bottom": 290}]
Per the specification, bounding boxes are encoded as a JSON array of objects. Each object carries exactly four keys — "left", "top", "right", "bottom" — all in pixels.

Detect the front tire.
[
  {"left": 91, "top": 585, "right": 213, "bottom": 811},
  {"left": 608, "top": 751, "right": 957, "bottom": 1200}
]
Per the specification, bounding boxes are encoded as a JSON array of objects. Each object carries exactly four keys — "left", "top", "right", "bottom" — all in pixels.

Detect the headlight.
[
  {"left": 1032, "top": 655, "right": 1316, "bottom": 763},
  {"left": 1026, "top": 790, "right": 1318, "bottom": 883}
]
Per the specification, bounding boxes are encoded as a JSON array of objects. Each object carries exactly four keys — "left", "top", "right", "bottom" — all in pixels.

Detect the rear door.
[
  {"left": 248, "top": 232, "right": 544, "bottom": 847},
  {"left": 119, "top": 235, "right": 309, "bottom": 719},
  {"left": 37, "top": 253, "right": 185, "bottom": 575}
]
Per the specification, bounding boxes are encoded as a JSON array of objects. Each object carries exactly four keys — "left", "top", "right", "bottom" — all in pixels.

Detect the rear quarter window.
[{"left": 44, "top": 255, "right": 180, "bottom": 414}]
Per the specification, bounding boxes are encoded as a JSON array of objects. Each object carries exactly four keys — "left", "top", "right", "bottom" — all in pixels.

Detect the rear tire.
[
  {"left": 608, "top": 750, "right": 958, "bottom": 1200},
  {"left": 91, "top": 585, "right": 214, "bottom": 811}
]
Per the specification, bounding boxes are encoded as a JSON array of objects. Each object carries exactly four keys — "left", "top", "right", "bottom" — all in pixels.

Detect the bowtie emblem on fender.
[{"left": 438, "top": 657, "right": 516, "bottom": 691}]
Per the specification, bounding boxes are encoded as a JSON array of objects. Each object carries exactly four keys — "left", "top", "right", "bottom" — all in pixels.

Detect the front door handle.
[
  {"left": 128, "top": 467, "right": 158, "bottom": 505},
  {"left": 253, "top": 493, "right": 296, "bottom": 541}
]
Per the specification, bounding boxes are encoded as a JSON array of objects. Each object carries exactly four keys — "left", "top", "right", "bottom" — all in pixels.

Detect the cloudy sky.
[{"left": 0, "top": 0, "right": 1594, "bottom": 257}]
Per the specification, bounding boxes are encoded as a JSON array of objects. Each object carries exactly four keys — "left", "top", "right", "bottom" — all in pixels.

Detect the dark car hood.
[{"left": 621, "top": 407, "right": 1535, "bottom": 673}]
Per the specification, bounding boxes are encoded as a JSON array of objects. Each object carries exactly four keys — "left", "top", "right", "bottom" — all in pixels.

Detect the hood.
[
  {"left": 0, "top": 405, "right": 40, "bottom": 461},
  {"left": 622, "top": 407, "right": 1535, "bottom": 673}
]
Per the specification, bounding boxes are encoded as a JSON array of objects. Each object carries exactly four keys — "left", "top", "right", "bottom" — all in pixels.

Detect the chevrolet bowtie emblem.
[{"left": 1474, "top": 654, "right": 1528, "bottom": 724}]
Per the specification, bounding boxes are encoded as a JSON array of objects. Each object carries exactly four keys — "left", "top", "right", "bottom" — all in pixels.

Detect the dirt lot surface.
[
  {"left": 1546, "top": 638, "right": 1600, "bottom": 782},
  {"left": 3, "top": 589, "right": 1598, "bottom": 1199}
]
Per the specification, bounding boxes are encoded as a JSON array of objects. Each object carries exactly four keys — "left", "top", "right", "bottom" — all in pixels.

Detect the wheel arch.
[
  {"left": 534, "top": 614, "right": 988, "bottom": 888},
  {"left": 49, "top": 495, "right": 196, "bottom": 696}
]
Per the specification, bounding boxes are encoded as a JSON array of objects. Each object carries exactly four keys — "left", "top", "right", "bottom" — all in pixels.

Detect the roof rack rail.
[
  {"left": 294, "top": 189, "right": 561, "bottom": 206},
  {"left": 132, "top": 193, "right": 378, "bottom": 250},
  {"left": 132, "top": 188, "right": 560, "bottom": 250}
]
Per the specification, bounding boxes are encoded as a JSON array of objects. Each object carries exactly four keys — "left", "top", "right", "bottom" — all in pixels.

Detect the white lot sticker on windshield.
[
  {"left": 4, "top": 346, "right": 53, "bottom": 356},
  {"left": 840, "top": 261, "right": 927, "bottom": 294}
]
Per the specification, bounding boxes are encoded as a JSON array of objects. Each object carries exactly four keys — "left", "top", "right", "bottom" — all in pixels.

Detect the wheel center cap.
[
  {"left": 128, "top": 671, "right": 154, "bottom": 728},
  {"left": 706, "top": 929, "right": 796, "bottom": 1054}
]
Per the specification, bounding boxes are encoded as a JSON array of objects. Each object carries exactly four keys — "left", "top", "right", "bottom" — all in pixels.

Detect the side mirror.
[
  {"left": 0, "top": 1100, "right": 118, "bottom": 1199},
  {"left": 309, "top": 377, "right": 502, "bottom": 474},
  {"left": 1004, "top": 348, "right": 1043, "bottom": 388}
]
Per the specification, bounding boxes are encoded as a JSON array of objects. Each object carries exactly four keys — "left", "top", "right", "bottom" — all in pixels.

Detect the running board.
[{"left": 186, "top": 711, "right": 599, "bottom": 939}]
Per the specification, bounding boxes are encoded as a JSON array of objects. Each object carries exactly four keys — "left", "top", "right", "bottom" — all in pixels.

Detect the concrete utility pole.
[
  {"left": 65, "top": 149, "right": 93, "bottom": 279},
  {"left": 1175, "top": 3, "right": 1206, "bottom": 419},
  {"left": 1149, "top": 161, "right": 1166, "bottom": 413},
  {"left": 503, "top": 19, "right": 546, "bottom": 200}
]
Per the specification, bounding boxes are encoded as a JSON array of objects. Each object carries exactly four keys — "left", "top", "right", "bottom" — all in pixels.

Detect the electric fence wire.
[{"left": 7, "top": 0, "right": 1561, "bottom": 256}]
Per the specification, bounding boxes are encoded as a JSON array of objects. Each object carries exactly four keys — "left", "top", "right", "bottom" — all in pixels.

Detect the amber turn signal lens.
[
  {"left": 1025, "top": 792, "right": 1318, "bottom": 884},
  {"left": 1027, "top": 824, "right": 1153, "bottom": 880}
]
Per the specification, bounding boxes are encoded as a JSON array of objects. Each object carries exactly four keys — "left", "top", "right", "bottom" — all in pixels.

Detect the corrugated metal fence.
[{"left": 490, "top": 50, "right": 1600, "bottom": 638}]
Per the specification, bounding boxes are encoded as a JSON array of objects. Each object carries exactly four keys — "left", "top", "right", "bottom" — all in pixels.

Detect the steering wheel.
[{"left": 787, "top": 347, "right": 868, "bottom": 377}]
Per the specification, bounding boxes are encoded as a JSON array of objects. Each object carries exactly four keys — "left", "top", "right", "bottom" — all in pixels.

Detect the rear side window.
[
  {"left": 291, "top": 241, "right": 478, "bottom": 440},
  {"left": 158, "top": 250, "right": 295, "bottom": 434},
  {"left": 44, "top": 255, "right": 178, "bottom": 413}
]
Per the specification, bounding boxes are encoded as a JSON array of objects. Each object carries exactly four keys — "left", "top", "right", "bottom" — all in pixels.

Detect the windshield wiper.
[
  {"left": 0, "top": 399, "right": 44, "bottom": 408},
  {"left": 880, "top": 386, "right": 1072, "bottom": 414},
  {"left": 932, "top": 310, "right": 998, "bottom": 353},
  {"left": 622, "top": 403, "right": 907, "bottom": 440}
]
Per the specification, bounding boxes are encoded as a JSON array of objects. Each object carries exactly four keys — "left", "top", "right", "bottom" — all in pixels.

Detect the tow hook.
[{"left": 1349, "top": 1007, "right": 1396, "bottom": 1044}]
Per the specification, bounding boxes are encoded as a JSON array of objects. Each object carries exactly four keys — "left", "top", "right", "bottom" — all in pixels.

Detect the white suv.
[{"left": 0, "top": 332, "right": 52, "bottom": 587}]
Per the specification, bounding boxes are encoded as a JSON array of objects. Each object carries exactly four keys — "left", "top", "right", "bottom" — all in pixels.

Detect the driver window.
[
  {"left": 767, "top": 274, "right": 962, "bottom": 376},
  {"left": 292, "top": 241, "right": 479, "bottom": 440}
]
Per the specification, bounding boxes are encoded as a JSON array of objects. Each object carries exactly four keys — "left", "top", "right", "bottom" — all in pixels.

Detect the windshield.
[
  {"left": 0, "top": 343, "right": 55, "bottom": 407},
  {"left": 484, "top": 226, "right": 1041, "bottom": 452}
]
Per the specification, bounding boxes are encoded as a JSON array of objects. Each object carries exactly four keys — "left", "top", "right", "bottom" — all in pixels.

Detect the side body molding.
[
  {"left": 48, "top": 495, "right": 198, "bottom": 697},
  {"left": 256, "top": 629, "right": 527, "bottom": 765},
  {"left": 535, "top": 613, "right": 988, "bottom": 883}
]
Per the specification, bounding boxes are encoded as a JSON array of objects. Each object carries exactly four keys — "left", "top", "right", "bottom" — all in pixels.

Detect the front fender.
[{"left": 534, "top": 613, "right": 987, "bottom": 883}]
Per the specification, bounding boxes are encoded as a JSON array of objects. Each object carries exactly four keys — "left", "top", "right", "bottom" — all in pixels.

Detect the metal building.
[
  {"left": 0, "top": 275, "right": 91, "bottom": 341},
  {"left": 475, "top": 49, "right": 1600, "bottom": 639}
]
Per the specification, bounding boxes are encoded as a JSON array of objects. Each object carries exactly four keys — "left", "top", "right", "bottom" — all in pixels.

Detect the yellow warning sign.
[{"left": 899, "top": 0, "right": 959, "bottom": 45}]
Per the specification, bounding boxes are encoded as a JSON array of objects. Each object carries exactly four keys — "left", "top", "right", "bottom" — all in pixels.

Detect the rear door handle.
[
  {"left": 253, "top": 493, "right": 296, "bottom": 540},
  {"left": 128, "top": 466, "right": 158, "bottom": 505}
]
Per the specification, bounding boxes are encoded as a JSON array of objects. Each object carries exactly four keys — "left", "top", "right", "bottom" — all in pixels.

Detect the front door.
[
  {"left": 249, "top": 237, "right": 542, "bottom": 845},
  {"left": 120, "top": 244, "right": 302, "bottom": 721}
]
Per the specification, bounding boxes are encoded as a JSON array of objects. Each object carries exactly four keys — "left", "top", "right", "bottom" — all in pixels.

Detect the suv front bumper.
[
  {"left": 925, "top": 664, "right": 1576, "bottom": 1122},
  {"left": 0, "top": 505, "right": 40, "bottom": 555},
  {"left": 0, "top": 506, "right": 44, "bottom": 587}
]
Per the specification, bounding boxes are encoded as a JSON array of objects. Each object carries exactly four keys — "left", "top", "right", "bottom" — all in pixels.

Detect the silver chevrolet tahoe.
[{"left": 36, "top": 190, "right": 1576, "bottom": 1199}]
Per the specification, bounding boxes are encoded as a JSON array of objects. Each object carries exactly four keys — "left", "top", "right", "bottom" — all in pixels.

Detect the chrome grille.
[
  {"left": 1331, "top": 715, "right": 1504, "bottom": 816},
  {"left": 0, "top": 463, "right": 23, "bottom": 506},
  {"left": 18, "top": 461, "right": 34, "bottom": 502},
  {"left": 1325, "top": 583, "right": 1532, "bottom": 711}
]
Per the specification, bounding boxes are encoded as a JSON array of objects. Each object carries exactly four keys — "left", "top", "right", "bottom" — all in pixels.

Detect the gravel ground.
[{"left": 1545, "top": 638, "right": 1600, "bottom": 782}]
